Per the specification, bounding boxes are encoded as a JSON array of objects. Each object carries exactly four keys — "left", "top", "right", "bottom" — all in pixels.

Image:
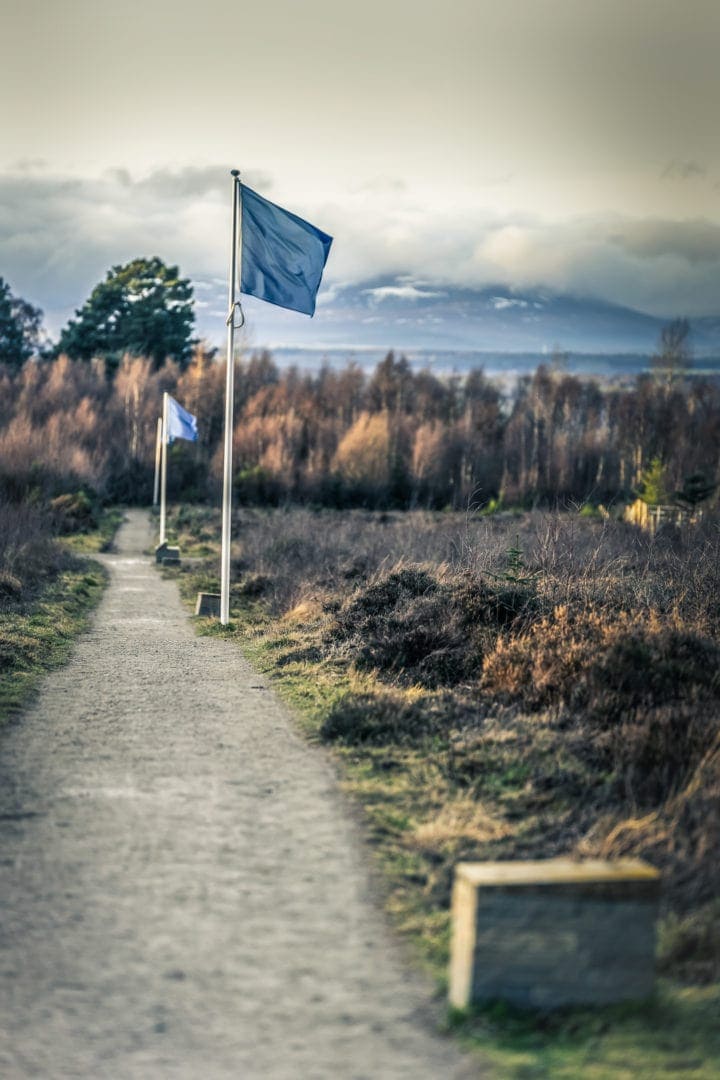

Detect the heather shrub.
[
  {"left": 589, "top": 625, "right": 720, "bottom": 721},
  {"left": 593, "top": 736, "right": 720, "bottom": 935},
  {"left": 664, "top": 742, "right": 720, "bottom": 910},
  {"left": 329, "top": 566, "right": 539, "bottom": 688},
  {"left": 0, "top": 571, "right": 23, "bottom": 600},
  {"left": 0, "top": 500, "right": 76, "bottom": 601},
  {"left": 596, "top": 702, "right": 720, "bottom": 803},
  {"left": 338, "top": 567, "right": 439, "bottom": 621},
  {"left": 659, "top": 900, "right": 720, "bottom": 983},
  {"left": 482, "top": 605, "right": 720, "bottom": 802},
  {"left": 482, "top": 606, "right": 720, "bottom": 716},
  {"left": 231, "top": 572, "right": 271, "bottom": 598},
  {"left": 50, "top": 491, "right": 97, "bottom": 533}
]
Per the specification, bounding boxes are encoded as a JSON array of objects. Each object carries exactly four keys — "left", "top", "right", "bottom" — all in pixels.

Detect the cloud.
[
  {"left": 609, "top": 219, "right": 720, "bottom": 264},
  {"left": 0, "top": 164, "right": 273, "bottom": 332},
  {"left": 661, "top": 159, "right": 707, "bottom": 181},
  {"left": 363, "top": 284, "right": 447, "bottom": 302},
  {"left": 351, "top": 176, "right": 407, "bottom": 195},
  {"left": 466, "top": 216, "right": 720, "bottom": 316},
  {"left": 2, "top": 164, "right": 720, "bottom": 344},
  {"left": 132, "top": 166, "right": 272, "bottom": 199},
  {"left": 12, "top": 158, "right": 48, "bottom": 172},
  {"left": 491, "top": 297, "right": 529, "bottom": 310}
]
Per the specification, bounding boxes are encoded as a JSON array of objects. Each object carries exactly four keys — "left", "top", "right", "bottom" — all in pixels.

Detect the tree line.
[
  {"left": 0, "top": 256, "right": 713, "bottom": 513},
  {"left": 0, "top": 346, "right": 717, "bottom": 513}
]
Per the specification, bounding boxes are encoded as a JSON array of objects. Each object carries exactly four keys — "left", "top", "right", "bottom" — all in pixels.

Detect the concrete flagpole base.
[
  {"left": 155, "top": 541, "right": 181, "bottom": 566},
  {"left": 196, "top": 592, "right": 222, "bottom": 617}
]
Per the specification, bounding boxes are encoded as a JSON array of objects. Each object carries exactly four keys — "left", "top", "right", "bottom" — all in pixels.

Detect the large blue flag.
[
  {"left": 241, "top": 185, "right": 333, "bottom": 317},
  {"left": 166, "top": 396, "right": 198, "bottom": 443}
]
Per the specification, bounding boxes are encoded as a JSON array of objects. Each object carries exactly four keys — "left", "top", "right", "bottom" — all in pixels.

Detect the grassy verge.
[
  {"left": 0, "top": 566, "right": 107, "bottom": 722},
  {"left": 166, "top": 503, "right": 720, "bottom": 1079},
  {"left": 0, "top": 505, "right": 120, "bottom": 724},
  {"left": 62, "top": 506, "right": 125, "bottom": 554}
]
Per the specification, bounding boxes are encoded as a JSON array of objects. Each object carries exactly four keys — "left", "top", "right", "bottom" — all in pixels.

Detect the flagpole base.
[
  {"left": 155, "top": 542, "right": 181, "bottom": 565},
  {"left": 195, "top": 592, "right": 222, "bottom": 618}
]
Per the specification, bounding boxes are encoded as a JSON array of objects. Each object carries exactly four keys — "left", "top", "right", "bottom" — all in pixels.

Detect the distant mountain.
[{"left": 196, "top": 275, "right": 720, "bottom": 360}]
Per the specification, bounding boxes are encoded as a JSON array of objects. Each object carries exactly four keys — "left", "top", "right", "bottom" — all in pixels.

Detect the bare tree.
[{"left": 651, "top": 318, "right": 692, "bottom": 389}]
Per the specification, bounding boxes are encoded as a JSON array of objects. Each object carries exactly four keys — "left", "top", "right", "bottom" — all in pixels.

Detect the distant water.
[{"left": 271, "top": 346, "right": 720, "bottom": 380}]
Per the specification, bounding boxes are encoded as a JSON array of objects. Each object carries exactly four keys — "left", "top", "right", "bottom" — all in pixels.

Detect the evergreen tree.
[
  {"left": 638, "top": 457, "right": 669, "bottom": 505},
  {"left": 675, "top": 471, "right": 716, "bottom": 509},
  {"left": 57, "top": 256, "right": 195, "bottom": 369},
  {"left": 0, "top": 276, "right": 44, "bottom": 367}
]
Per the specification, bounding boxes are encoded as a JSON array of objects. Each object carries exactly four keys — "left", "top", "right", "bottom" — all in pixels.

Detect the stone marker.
[
  {"left": 449, "top": 858, "right": 660, "bottom": 1010},
  {"left": 155, "top": 542, "right": 181, "bottom": 565},
  {"left": 196, "top": 592, "right": 221, "bottom": 617}
]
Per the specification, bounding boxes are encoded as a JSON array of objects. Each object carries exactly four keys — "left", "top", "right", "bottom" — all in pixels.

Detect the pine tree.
[
  {"left": 57, "top": 256, "right": 195, "bottom": 370},
  {"left": 0, "top": 277, "right": 44, "bottom": 367}
]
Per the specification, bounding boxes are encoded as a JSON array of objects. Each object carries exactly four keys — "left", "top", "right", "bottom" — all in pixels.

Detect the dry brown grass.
[
  {"left": 0, "top": 500, "right": 77, "bottom": 601},
  {"left": 482, "top": 607, "right": 719, "bottom": 711},
  {"left": 409, "top": 798, "right": 514, "bottom": 848}
]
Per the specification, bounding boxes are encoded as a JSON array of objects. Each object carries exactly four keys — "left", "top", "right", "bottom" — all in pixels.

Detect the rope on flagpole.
[{"left": 225, "top": 300, "right": 245, "bottom": 329}]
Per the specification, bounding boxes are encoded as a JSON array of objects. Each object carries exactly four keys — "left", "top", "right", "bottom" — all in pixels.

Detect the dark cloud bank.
[{"left": 1, "top": 165, "right": 719, "bottom": 347}]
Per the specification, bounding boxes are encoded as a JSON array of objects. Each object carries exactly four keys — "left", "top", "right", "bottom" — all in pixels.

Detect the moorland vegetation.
[
  {"left": 169, "top": 502, "right": 720, "bottom": 1078},
  {"left": 1, "top": 297, "right": 719, "bottom": 1074},
  {"left": 171, "top": 504, "right": 720, "bottom": 976}
]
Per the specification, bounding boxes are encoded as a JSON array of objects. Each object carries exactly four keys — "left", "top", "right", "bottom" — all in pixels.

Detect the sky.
[{"left": 1, "top": 0, "right": 719, "bottom": 347}]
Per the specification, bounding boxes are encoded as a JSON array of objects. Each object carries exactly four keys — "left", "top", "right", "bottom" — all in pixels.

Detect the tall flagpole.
[
  {"left": 153, "top": 416, "right": 162, "bottom": 507},
  {"left": 220, "top": 169, "right": 241, "bottom": 625},
  {"left": 160, "top": 391, "right": 168, "bottom": 544}
]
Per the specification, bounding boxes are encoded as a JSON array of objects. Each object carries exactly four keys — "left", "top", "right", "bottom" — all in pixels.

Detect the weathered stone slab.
[
  {"left": 449, "top": 858, "right": 660, "bottom": 1010},
  {"left": 195, "top": 592, "right": 221, "bottom": 617},
  {"left": 155, "top": 542, "right": 181, "bottom": 564}
]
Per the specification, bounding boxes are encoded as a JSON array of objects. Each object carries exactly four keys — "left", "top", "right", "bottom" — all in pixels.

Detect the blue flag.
[
  {"left": 241, "top": 185, "right": 333, "bottom": 317},
  {"left": 166, "top": 396, "right": 198, "bottom": 443}
]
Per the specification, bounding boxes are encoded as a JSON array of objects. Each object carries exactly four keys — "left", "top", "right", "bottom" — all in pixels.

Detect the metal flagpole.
[
  {"left": 160, "top": 392, "right": 169, "bottom": 544},
  {"left": 220, "top": 169, "right": 241, "bottom": 625},
  {"left": 153, "top": 416, "right": 162, "bottom": 506}
]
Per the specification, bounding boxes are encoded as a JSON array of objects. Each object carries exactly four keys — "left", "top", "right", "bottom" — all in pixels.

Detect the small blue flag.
[
  {"left": 166, "top": 396, "right": 198, "bottom": 443},
  {"left": 241, "top": 185, "right": 333, "bottom": 317}
]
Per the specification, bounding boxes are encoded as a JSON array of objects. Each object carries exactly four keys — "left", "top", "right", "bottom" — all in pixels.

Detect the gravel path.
[{"left": 0, "top": 510, "right": 479, "bottom": 1079}]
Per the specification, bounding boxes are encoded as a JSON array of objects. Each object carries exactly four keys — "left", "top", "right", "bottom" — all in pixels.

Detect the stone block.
[
  {"left": 449, "top": 858, "right": 660, "bottom": 1010},
  {"left": 195, "top": 592, "right": 221, "bottom": 617},
  {"left": 155, "top": 542, "right": 181, "bottom": 564}
]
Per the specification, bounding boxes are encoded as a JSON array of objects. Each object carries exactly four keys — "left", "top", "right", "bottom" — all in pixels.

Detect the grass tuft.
[{"left": 0, "top": 499, "right": 117, "bottom": 722}]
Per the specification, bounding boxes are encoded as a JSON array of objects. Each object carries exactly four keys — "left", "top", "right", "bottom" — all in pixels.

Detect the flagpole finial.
[{"left": 230, "top": 169, "right": 240, "bottom": 178}]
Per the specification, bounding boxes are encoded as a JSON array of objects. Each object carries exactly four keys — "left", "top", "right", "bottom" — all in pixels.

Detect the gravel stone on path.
[{"left": 0, "top": 510, "right": 481, "bottom": 1079}]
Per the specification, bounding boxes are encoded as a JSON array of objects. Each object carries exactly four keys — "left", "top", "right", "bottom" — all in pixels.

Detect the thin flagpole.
[
  {"left": 220, "top": 169, "right": 241, "bottom": 625},
  {"left": 153, "top": 416, "right": 162, "bottom": 506},
  {"left": 160, "top": 392, "right": 168, "bottom": 545}
]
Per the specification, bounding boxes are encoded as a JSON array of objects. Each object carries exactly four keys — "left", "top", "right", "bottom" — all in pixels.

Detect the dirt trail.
[{"left": 0, "top": 510, "right": 478, "bottom": 1079}]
